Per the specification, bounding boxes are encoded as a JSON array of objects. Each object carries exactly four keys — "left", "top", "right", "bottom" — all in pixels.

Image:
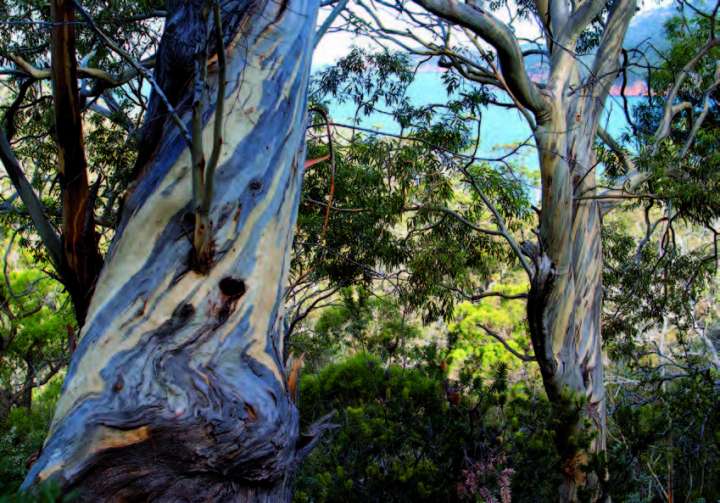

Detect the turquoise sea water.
[{"left": 326, "top": 72, "right": 641, "bottom": 169}]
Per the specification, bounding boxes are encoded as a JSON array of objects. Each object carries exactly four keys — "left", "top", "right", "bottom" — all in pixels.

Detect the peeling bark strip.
[
  {"left": 50, "top": 0, "right": 103, "bottom": 325},
  {"left": 23, "top": 0, "right": 319, "bottom": 499}
]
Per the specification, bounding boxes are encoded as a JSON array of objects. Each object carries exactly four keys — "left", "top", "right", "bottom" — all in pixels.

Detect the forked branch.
[{"left": 410, "top": 0, "right": 548, "bottom": 118}]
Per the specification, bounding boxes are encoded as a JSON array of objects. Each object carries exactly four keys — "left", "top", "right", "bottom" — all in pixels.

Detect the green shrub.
[
  {"left": 0, "top": 378, "right": 62, "bottom": 496},
  {"left": 294, "top": 354, "right": 559, "bottom": 502}
]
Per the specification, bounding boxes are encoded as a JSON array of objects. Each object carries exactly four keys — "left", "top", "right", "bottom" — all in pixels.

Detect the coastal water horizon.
[{"left": 325, "top": 71, "right": 642, "bottom": 169}]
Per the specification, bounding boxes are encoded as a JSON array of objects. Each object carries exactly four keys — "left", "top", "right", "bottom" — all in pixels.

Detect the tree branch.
[
  {"left": 411, "top": 0, "right": 548, "bottom": 118},
  {"left": 8, "top": 54, "right": 151, "bottom": 89},
  {"left": 654, "top": 36, "right": 720, "bottom": 145},
  {"left": 589, "top": 0, "right": 637, "bottom": 101},
  {"left": 680, "top": 63, "right": 720, "bottom": 157},
  {"left": 477, "top": 322, "right": 535, "bottom": 362},
  {"left": 0, "top": 130, "right": 63, "bottom": 270},
  {"left": 51, "top": 0, "right": 105, "bottom": 325},
  {"left": 597, "top": 126, "right": 634, "bottom": 173},
  {"left": 459, "top": 165, "right": 534, "bottom": 278},
  {"left": 315, "top": 0, "right": 350, "bottom": 47},
  {"left": 402, "top": 205, "right": 506, "bottom": 237},
  {"left": 72, "top": 0, "right": 192, "bottom": 146}
]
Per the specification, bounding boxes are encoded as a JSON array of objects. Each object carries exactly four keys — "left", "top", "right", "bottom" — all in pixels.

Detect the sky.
[{"left": 312, "top": 0, "right": 675, "bottom": 68}]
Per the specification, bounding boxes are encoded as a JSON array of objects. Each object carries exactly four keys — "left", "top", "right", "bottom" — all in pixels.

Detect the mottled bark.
[
  {"left": 530, "top": 120, "right": 607, "bottom": 501},
  {"left": 525, "top": 2, "right": 636, "bottom": 500},
  {"left": 397, "top": 0, "right": 635, "bottom": 497},
  {"left": 50, "top": 0, "right": 104, "bottom": 325},
  {"left": 396, "top": 19, "right": 632, "bottom": 495},
  {"left": 23, "top": 0, "right": 319, "bottom": 499}
]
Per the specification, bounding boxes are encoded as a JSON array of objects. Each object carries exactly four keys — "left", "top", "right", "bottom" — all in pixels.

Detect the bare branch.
[
  {"left": 0, "top": 130, "right": 63, "bottom": 270},
  {"left": 315, "top": 0, "right": 350, "bottom": 47},
  {"left": 680, "top": 62, "right": 720, "bottom": 157},
  {"left": 8, "top": 54, "right": 151, "bottom": 89},
  {"left": 597, "top": 126, "right": 635, "bottom": 173},
  {"left": 471, "top": 290, "right": 528, "bottom": 301},
  {"left": 601, "top": 29, "right": 720, "bottom": 210},
  {"left": 476, "top": 322, "right": 535, "bottom": 362},
  {"left": 411, "top": 0, "right": 548, "bottom": 118},
  {"left": 654, "top": 36, "right": 720, "bottom": 146},
  {"left": 459, "top": 165, "right": 534, "bottom": 278},
  {"left": 440, "top": 282, "right": 528, "bottom": 301},
  {"left": 402, "top": 205, "right": 506, "bottom": 237},
  {"left": 286, "top": 285, "right": 343, "bottom": 339}
]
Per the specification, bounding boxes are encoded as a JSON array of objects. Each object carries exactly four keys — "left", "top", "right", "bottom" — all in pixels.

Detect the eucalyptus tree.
[
  {"left": 311, "top": 0, "right": 720, "bottom": 499},
  {"left": 0, "top": 0, "right": 164, "bottom": 325},
  {"left": 0, "top": 0, "right": 334, "bottom": 498}
]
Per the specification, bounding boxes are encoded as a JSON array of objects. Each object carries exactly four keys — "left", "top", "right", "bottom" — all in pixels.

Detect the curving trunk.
[
  {"left": 22, "top": 0, "right": 319, "bottom": 499},
  {"left": 530, "top": 128, "right": 606, "bottom": 502},
  {"left": 523, "top": 4, "right": 635, "bottom": 499},
  {"left": 384, "top": 0, "right": 635, "bottom": 499},
  {"left": 528, "top": 91, "right": 611, "bottom": 503}
]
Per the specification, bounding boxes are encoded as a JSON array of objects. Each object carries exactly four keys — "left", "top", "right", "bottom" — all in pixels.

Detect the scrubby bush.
[{"left": 294, "top": 353, "right": 560, "bottom": 502}]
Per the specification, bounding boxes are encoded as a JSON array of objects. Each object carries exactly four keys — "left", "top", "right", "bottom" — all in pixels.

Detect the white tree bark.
[{"left": 404, "top": 0, "right": 637, "bottom": 499}]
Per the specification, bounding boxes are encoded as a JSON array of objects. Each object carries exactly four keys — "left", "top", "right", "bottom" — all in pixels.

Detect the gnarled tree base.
[{"left": 22, "top": 0, "right": 321, "bottom": 498}]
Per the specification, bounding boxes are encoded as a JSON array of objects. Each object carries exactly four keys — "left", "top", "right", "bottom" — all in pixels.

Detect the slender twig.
[
  {"left": 459, "top": 165, "right": 534, "bottom": 278},
  {"left": 204, "top": 0, "right": 227, "bottom": 214},
  {"left": 309, "top": 108, "right": 337, "bottom": 241},
  {"left": 403, "top": 205, "right": 506, "bottom": 237},
  {"left": 476, "top": 322, "right": 535, "bottom": 362}
]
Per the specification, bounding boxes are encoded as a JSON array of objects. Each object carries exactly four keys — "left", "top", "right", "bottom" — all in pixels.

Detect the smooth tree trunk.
[
  {"left": 50, "top": 0, "right": 104, "bottom": 325},
  {"left": 530, "top": 112, "right": 607, "bottom": 502},
  {"left": 527, "top": 3, "right": 635, "bottom": 499},
  {"left": 401, "top": 0, "right": 637, "bottom": 497},
  {"left": 23, "top": 0, "right": 319, "bottom": 499}
]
